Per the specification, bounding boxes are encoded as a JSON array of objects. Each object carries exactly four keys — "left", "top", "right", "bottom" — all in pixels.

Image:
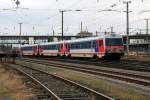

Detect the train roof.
[
  {"left": 40, "top": 41, "right": 63, "bottom": 46},
  {"left": 21, "top": 44, "right": 38, "bottom": 47},
  {"left": 65, "top": 35, "right": 122, "bottom": 43},
  {"left": 21, "top": 34, "right": 122, "bottom": 47}
]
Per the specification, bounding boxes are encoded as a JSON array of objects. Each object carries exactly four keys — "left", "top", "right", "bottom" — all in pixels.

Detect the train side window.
[{"left": 92, "top": 41, "right": 96, "bottom": 48}]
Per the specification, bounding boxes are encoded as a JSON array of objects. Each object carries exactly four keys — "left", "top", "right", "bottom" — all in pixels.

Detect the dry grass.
[{"left": 0, "top": 64, "right": 33, "bottom": 100}]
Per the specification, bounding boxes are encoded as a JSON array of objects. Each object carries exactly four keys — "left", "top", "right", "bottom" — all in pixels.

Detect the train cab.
[{"left": 104, "top": 37, "right": 124, "bottom": 59}]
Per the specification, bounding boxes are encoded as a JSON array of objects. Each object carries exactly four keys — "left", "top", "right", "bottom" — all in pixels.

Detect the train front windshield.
[{"left": 106, "top": 38, "right": 123, "bottom": 46}]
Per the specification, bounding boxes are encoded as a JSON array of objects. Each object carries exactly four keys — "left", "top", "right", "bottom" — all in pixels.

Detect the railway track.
[
  {"left": 34, "top": 57, "right": 150, "bottom": 72},
  {"left": 100, "top": 60, "right": 150, "bottom": 72},
  {"left": 5, "top": 63, "right": 114, "bottom": 100},
  {"left": 18, "top": 57, "right": 150, "bottom": 87}
]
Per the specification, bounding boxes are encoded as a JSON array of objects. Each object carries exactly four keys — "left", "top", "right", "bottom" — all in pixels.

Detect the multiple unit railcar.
[
  {"left": 21, "top": 35, "right": 124, "bottom": 60},
  {"left": 21, "top": 44, "right": 39, "bottom": 56}
]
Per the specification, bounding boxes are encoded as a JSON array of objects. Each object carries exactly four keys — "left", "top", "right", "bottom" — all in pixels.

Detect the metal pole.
[
  {"left": 147, "top": 19, "right": 148, "bottom": 34},
  {"left": 52, "top": 26, "right": 55, "bottom": 36},
  {"left": 145, "top": 19, "right": 149, "bottom": 34},
  {"left": 96, "top": 31, "right": 98, "bottom": 36},
  {"left": 111, "top": 26, "right": 113, "bottom": 34},
  {"left": 18, "top": 23, "right": 22, "bottom": 48},
  {"left": 60, "top": 10, "right": 81, "bottom": 40},
  {"left": 15, "top": 0, "right": 20, "bottom": 8},
  {"left": 126, "top": 2, "right": 130, "bottom": 55},
  {"left": 145, "top": 19, "right": 149, "bottom": 52},
  {"left": 81, "top": 22, "right": 83, "bottom": 32},
  {"left": 61, "top": 11, "right": 64, "bottom": 41}
]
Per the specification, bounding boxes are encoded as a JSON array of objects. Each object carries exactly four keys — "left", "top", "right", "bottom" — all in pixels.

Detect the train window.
[
  {"left": 70, "top": 43, "right": 78, "bottom": 49},
  {"left": 92, "top": 41, "right": 97, "bottom": 48},
  {"left": 84, "top": 41, "right": 92, "bottom": 49},
  {"left": 42, "top": 44, "right": 58, "bottom": 50},
  {"left": 70, "top": 41, "right": 93, "bottom": 49},
  {"left": 22, "top": 46, "right": 32, "bottom": 51},
  {"left": 106, "top": 38, "right": 123, "bottom": 46}
]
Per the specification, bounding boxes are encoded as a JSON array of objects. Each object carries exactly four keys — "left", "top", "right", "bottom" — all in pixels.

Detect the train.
[{"left": 21, "top": 35, "right": 124, "bottom": 60}]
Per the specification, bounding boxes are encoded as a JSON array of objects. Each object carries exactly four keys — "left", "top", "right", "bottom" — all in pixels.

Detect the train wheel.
[
  {"left": 36, "top": 53, "right": 40, "bottom": 57},
  {"left": 33, "top": 54, "right": 35, "bottom": 57},
  {"left": 67, "top": 54, "right": 72, "bottom": 58},
  {"left": 41, "top": 54, "right": 44, "bottom": 57},
  {"left": 92, "top": 55, "right": 99, "bottom": 61},
  {"left": 62, "top": 54, "right": 66, "bottom": 58},
  {"left": 57, "top": 54, "right": 60, "bottom": 57}
]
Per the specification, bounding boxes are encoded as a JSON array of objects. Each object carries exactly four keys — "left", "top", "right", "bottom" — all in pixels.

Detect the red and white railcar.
[
  {"left": 21, "top": 35, "right": 124, "bottom": 59},
  {"left": 21, "top": 44, "right": 38, "bottom": 56},
  {"left": 65, "top": 35, "right": 124, "bottom": 59},
  {"left": 39, "top": 41, "right": 62, "bottom": 56}
]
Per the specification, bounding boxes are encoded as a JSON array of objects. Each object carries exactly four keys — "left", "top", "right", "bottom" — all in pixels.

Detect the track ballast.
[{"left": 6, "top": 62, "right": 114, "bottom": 100}]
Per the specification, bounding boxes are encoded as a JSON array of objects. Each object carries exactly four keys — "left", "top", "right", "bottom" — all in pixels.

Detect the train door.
[
  {"left": 33, "top": 46, "right": 37, "bottom": 55},
  {"left": 59, "top": 43, "right": 64, "bottom": 55},
  {"left": 65, "top": 44, "right": 69, "bottom": 53},
  {"left": 95, "top": 40, "right": 99, "bottom": 53},
  {"left": 98, "top": 40, "right": 105, "bottom": 53},
  {"left": 38, "top": 45, "right": 43, "bottom": 55}
]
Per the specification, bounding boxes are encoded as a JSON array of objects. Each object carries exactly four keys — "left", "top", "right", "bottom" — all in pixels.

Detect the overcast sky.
[{"left": 0, "top": 0, "right": 150, "bottom": 36}]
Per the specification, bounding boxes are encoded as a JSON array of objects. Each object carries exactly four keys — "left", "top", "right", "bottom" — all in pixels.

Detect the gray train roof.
[
  {"left": 65, "top": 35, "right": 122, "bottom": 43},
  {"left": 21, "top": 35, "right": 122, "bottom": 47},
  {"left": 21, "top": 44, "right": 38, "bottom": 47},
  {"left": 40, "top": 41, "right": 63, "bottom": 46}
]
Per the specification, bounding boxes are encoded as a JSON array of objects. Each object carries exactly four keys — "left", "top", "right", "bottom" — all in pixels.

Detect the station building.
[
  {"left": 0, "top": 35, "right": 87, "bottom": 46},
  {"left": 123, "top": 34, "right": 150, "bottom": 54}
]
